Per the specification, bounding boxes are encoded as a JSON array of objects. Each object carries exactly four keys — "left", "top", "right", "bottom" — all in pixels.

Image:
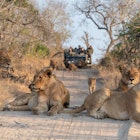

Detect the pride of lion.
[
  {"left": 62, "top": 65, "right": 140, "bottom": 122},
  {"left": 4, "top": 64, "right": 140, "bottom": 122}
]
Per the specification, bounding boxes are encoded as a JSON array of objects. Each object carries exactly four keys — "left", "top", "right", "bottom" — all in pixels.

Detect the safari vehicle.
[{"left": 64, "top": 49, "right": 92, "bottom": 68}]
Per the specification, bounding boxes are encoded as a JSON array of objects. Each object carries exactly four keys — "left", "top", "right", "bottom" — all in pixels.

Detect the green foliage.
[
  {"left": 20, "top": 43, "right": 50, "bottom": 58},
  {"left": 0, "top": 0, "right": 71, "bottom": 60},
  {"left": 33, "top": 44, "right": 50, "bottom": 58},
  {"left": 111, "top": 12, "right": 140, "bottom": 66},
  {"left": 14, "top": 0, "right": 29, "bottom": 7}
]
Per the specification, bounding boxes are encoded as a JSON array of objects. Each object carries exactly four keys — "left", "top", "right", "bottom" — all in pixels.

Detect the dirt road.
[{"left": 0, "top": 69, "right": 140, "bottom": 140}]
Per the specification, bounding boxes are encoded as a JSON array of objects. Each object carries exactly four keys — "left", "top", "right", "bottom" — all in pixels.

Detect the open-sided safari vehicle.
[{"left": 64, "top": 49, "right": 92, "bottom": 68}]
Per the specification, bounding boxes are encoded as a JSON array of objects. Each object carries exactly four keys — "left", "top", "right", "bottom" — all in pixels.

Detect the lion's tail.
[
  {"left": 62, "top": 104, "right": 85, "bottom": 114},
  {"left": 4, "top": 104, "right": 30, "bottom": 111}
]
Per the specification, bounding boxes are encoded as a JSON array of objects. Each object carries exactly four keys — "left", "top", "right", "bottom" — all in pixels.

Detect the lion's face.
[
  {"left": 29, "top": 67, "right": 52, "bottom": 92},
  {"left": 120, "top": 66, "right": 140, "bottom": 88},
  {"left": 88, "top": 78, "right": 96, "bottom": 85}
]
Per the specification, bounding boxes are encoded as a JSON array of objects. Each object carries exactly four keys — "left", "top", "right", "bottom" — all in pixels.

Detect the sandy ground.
[{"left": 0, "top": 69, "right": 140, "bottom": 140}]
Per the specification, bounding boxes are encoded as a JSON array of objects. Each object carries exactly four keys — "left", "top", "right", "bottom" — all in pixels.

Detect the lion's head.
[
  {"left": 29, "top": 67, "right": 53, "bottom": 92},
  {"left": 119, "top": 65, "right": 140, "bottom": 90}
]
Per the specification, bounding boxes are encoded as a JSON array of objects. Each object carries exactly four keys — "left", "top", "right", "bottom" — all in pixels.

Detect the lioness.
[
  {"left": 6, "top": 92, "right": 38, "bottom": 111},
  {"left": 50, "top": 59, "right": 67, "bottom": 71},
  {"left": 7, "top": 67, "right": 70, "bottom": 115},
  {"left": 62, "top": 88, "right": 110, "bottom": 116},
  {"left": 115, "top": 65, "right": 140, "bottom": 91},
  {"left": 29, "top": 67, "right": 70, "bottom": 115},
  {"left": 68, "top": 63, "right": 77, "bottom": 71},
  {"left": 88, "top": 78, "right": 96, "bottom": 94},
  {"left": 62, "top": 83, "right": 140, "bottom": 122}
]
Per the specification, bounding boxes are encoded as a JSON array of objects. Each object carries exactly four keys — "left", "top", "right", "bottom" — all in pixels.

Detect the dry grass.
[
  {"left": 11, "top": 56, "right": 50, "bottom": 84},
  {"left": 96, "top": 66, "right": 121, "bottom": 90},
  {"left": 0, "top": 56, "right": 51, "bottom": 110},
  {"left": 0, "top": 79, "right": 30, "bottom": 110}
]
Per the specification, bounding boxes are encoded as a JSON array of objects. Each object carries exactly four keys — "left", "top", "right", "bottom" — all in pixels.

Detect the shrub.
[{"left": 34, "top": 44, "right": 50, "bottom": 58}]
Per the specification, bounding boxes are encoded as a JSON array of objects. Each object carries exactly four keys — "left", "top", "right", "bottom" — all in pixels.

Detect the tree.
[
  {"left": 0, "top": 0, "right": 71, "bottom": 58},
  {"left": 111, "top": 12, "right": 140, "bottom": 65},
  {"left": 81, "top": 31, "right": 93, "bottom": 48},
  {"left": 74, "top": 0, "right": 140, "bottom": 55},
  {"left": 30, "top": 0, "right": 71, "bottom": 51},
  {"left": 0, "top": 0, "right": 43, "bottom": 57}
]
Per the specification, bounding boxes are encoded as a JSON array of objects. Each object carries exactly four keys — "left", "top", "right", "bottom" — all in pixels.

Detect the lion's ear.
[
  {"left": 45, "top": 69, "right": 52, "bottom": 77},
  {"left": 119, "top": 65, "right": 124, "bottom": 72},
  {"left": 118, "top": 63, "right": 128, "bottom": 72}
]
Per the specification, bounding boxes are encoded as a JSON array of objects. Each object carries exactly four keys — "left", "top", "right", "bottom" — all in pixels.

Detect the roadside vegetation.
[
  {"left": 0, "top": 0, "right": 70, "bottom": 82},
  {"left": 0, "top": 0, "right": 139, "bottom": 96},
  {"left": 74, "top": 0, "right": 140, "bottom": 67}
]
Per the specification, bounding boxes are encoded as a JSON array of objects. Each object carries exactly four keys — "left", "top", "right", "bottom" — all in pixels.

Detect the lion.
[
  {"left": 29, "top": 67, "right": 70, "bottom": 115},
  {"left": 62, "top": 88, "right": 110, "bottom": 116},
  {"left": 5, "top": 92, "right": 38, "bottom": 111},
  {"left": 50, "top": 59, "right": 67, "bottom": 71},
  {"left": 62, "top": 83, "right": 140, "bottom": 122},
  {"left": 68, "top": 63, "right": 77, "bottom": 71},
  {"left": 7, "top": 67, "right": 70, "bottom": 115},
  {"left": 115, "top": 65, "right": 140, "bottom": 91},
  {"left": 50, "top": 59, "right": 78, "bottom": 71},
  {"left": 88, "top": 78, "right": 96, "bottom": 94}
]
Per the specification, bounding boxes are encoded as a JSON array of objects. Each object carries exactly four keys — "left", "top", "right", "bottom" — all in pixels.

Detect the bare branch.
[{"left": 74, "top": 0, "right": 140, "bottom": 54}]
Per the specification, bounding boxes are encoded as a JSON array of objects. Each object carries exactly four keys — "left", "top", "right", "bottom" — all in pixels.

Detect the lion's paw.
[
  {"left": 33, "top": 107, "right": 44, "bottom": 115},
  {"left": 47, "top": 110, "right": 57, "bottom": 116},
  {"left": 3, "top": 104, "right": 11, "bottom": 111},
  {"left": 93, "top": 111, "right": 106, "bottom": 119}
]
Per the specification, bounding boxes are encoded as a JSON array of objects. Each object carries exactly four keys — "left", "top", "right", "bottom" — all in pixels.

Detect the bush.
[
  {"left": 99, "top": 56, "right": 112, "bottom": 67},
  {"left": 34, "top": 44, "right": 50, "bottom": 58},
  {"left": 110, "top": 13, "right": 140, "bottom": 66}
]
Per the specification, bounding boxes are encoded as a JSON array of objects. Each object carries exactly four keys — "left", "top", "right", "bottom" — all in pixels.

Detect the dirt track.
[{"left": 0, "top": 69, "right": 140, "bottom": 140}]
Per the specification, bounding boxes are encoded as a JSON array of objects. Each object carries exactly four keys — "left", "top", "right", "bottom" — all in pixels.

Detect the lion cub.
[{"left": 88, "top": 78, "right": 96, "bottom": 94}]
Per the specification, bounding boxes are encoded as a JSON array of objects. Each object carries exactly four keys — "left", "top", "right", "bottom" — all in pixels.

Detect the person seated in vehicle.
[
  {"left": 80, "top": 47, "right": 86, "bottom": 55},
  {"left": 69, "top": 46, "right": 75, "bottom": 55},
  {"left": 77, "top": 45, "right": 82, "bottom": 54},
  {"left": 74, "top": 47, "right": 78, "bottom": 54}
]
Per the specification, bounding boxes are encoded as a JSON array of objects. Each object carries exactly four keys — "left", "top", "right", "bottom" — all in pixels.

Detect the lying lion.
[
  {"left": 68, "top": 63, "right": 77, "bottom": 71},
  {"left": 50, "top": 59, "right": 67, "bottom": 71},
  {"left": 7, "top": 67, "right": 70, "bottom": 116},
  {"left": 62, "top": 82, "right": 140, "bottom": 122}
]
